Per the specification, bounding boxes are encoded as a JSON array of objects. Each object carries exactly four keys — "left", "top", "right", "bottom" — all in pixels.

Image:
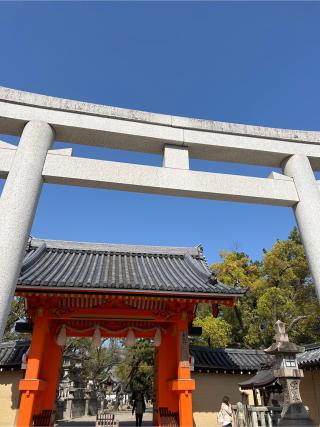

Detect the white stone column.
[
  {"left": 0, "top": 121, "right": 54, "bottom": 339},
  {"left": 282, "top": 154, "right": 320, "bottom": 300}
]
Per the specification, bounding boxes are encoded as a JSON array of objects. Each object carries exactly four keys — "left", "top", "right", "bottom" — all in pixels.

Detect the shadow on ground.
[
  {"left": 119, "top": 422, "right": 153, "bottom": 426},
  {"left": 56, "top": 422, "right": 94, "bottom": 426},
  {"left": 56, "top": 421, "right": 153, "bottom": 426}
]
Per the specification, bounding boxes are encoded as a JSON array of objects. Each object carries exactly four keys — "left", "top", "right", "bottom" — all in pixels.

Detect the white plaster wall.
[
  {"left": 192, "top": 372, "right": 255, "bottom": 427},
  {"left": 0, "top": 370, "right": 23, "bottom": 427}
]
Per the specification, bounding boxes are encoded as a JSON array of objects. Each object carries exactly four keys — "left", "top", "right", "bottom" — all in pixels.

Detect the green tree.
[
  {"left": 3, "top": 297, "right": 27, "bottom": 342},
  {"left": 193, "top": 316, "right": 232, "bottom": 348},
  {"left": 207, "top": 227, "right": 320, "bottom": 348},
  {"left": 212, "top": 251, "right": 263, "bottom": 290},
  {"left": 258, "top": 228, "right": 320, "bottom": 345},
  {"left": 65, "top": 338, "right": 121, "bottom": 387},
  {"left": 263, "top": 233, "right": 309, "bottom": 290},
  {"left": 115, "top": 339, "right": 154, "bottom": 397},
  {"left": 210, "top": 251, "right": 264, "bottom": 346},
  {"left": 245, "top": 287, "right": 296, "bottom": 347},
  {"left": 113, "top": 339, "right": 154, "bottom": 408}
]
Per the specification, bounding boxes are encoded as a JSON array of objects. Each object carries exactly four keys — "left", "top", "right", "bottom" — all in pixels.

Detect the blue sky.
[{"left": 0, "top": 1, "right": 319, "bottom": 264}]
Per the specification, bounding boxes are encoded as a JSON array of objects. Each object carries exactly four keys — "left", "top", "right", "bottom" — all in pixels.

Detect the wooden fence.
[{"left": 232, "top": 403, "right": 282, "bottom": 427}]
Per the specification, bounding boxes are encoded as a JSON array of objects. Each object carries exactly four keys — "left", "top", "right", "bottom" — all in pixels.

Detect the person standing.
[
  {"left": 132, "top": 391, "right": 146, "bottom": 427},
  {"left": 217, "top": 396, "right": 233, "bottom": 427}
]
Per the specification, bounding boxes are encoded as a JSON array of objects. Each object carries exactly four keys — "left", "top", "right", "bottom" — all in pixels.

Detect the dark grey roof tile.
[
  {"left": 18, "top": 238, "right": 246, "bottom": 296},
  {"left": 0, "top": 341, "right": 30, "bottom": 369},
  {"left": 297, "top": 343, "right": 320, "bottom": 367},
  {"left": 190, "top": 346, "right": 273, "bottom": 372}
]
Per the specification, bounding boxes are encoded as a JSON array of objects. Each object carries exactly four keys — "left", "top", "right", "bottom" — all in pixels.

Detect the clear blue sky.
[{"left": 0, "top": 1, "right": 319, "bottom": 263}]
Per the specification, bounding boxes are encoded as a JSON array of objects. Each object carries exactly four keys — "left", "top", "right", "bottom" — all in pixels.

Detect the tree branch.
[{"left": 287, "top": 315, "right": 309, "bottom": 332}]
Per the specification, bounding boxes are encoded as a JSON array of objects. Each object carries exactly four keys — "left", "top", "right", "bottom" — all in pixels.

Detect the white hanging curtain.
[
  {"left": 125, "top": 328, "right": 136, "bottom": 346},
  {"left": 154, "top": 327, "right": 161, "bottom": 347},
  {"left": 56, "top": 324, "right": 67, "bottom": 346},
  {"left": 92, "top": 324, "right": 102, "bottom": 348}
]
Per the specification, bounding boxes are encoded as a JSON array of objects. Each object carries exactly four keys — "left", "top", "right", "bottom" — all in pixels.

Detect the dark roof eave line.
[{"left": 15, "top": 285, "right": 242, "bottom": 299}]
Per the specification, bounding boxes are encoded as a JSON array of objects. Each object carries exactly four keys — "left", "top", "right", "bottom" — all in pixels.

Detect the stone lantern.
[{"left": 265, "top": 320, "right": 315, "bottom": 426}]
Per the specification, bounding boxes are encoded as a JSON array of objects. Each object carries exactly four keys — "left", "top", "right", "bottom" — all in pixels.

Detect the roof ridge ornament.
[{"left": 21, "top": 240, "right": 47, "bottom": 274}]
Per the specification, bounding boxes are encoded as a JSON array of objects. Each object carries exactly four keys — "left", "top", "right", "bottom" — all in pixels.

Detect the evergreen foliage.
[
  {"left": 3, "top": 297, "right": 28, "bottom": 341},
  {"left": 64, "top": 338, "right": 121, "bottom": 387},
  {"left": 193, "top": 315, "right": 232, "bottom": 347},
  {"left": 115, "top": 339, "right": 154, "bottom": 398},
  {"left": 207, "top": 227, "right": 320, "bottom": 348}
]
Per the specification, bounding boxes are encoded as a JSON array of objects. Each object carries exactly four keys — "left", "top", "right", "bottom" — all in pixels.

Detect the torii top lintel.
[{"left": 1, "top": 86, "right": 320, "bottom": 168}]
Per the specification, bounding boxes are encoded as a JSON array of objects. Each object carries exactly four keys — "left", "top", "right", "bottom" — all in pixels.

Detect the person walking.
[
  {"left": 217, "top": 396, "right": 233, "bottom": 427},
  {"left": 132, "top": 391, "right": 146, "bottom": 427}
]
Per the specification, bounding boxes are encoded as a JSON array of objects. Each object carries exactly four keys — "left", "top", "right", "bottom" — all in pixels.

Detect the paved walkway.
[{"left": 56, "top": 410, "right": 153, "bottom": 427}]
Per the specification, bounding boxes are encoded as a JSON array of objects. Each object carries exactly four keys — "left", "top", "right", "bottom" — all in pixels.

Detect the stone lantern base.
[{"left": 278, "top": 403, "right": 316, "bottom": 427}]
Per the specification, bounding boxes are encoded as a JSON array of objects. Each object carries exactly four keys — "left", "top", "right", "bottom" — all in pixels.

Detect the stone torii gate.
[{"left": 1, "top": 87, "right": 320, "bottom": 339}]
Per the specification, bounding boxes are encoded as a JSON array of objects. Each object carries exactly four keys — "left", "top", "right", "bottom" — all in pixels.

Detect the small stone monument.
[{"left": 265, "top": 320, "right": 315, "bottom": 426}]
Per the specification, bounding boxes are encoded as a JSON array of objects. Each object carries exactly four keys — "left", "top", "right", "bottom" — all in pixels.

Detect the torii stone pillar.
[
  {"left": 0, "top": 121, "right": 54, "bottom": 338},
  {"left": 282, "top": 154, "right": 320, "bottom": 300}
]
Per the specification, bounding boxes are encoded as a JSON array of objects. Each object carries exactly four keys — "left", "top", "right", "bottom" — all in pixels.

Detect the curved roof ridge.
[
  {"left": 303, "top": 342, "right": 320, "bottom": 351},
  {"left": 183, "top": 253, "right": 211, "bottom": 281},
  {"left": 191, "top": 345, "right": 265, "bottom": 354},
  {"left": 30, "top": 237, "right": 200, "bottom": 256},
  {"left": 21, "top": 242, "right": 47, "bottom": 274}
]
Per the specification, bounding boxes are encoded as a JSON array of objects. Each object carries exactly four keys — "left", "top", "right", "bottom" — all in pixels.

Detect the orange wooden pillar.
[
  {"left": 171, "top": 316, "right": 195, "bottom": 427},
  {"left": 37, "top": 323, "right": 63, "bottom": 413},
  {"left": 17, "top": 311, "right": 49, "bottom": 427},
  {"left": 155, "top": 329, "right": 179, "bottom": 421}
]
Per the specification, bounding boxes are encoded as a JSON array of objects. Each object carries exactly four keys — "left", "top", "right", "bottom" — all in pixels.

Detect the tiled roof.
[
  {"left": 297, "top": 343, "right": 320, "bottom": 368},
  {"left": 191, "top": 343, "right": 320, "bottom": 373},
  {"left": 0, "top": 340, "right": 30, "bottom": 370},
  {"left": 238, "top": 369, "right": 278, "bottom": 389},
  {"left": 190, "top": 345, "right": 274, "bottom": 373},
  {"left": 17, "top": 238, "right": 245, "bottom": 297}
]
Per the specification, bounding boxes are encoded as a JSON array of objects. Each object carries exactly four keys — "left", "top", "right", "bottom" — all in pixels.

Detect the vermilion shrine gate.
[
  {"left": 15, "top": 238, "right": 243, "bottom": 426},
  {"left": 1, "top": 87, "right": 320, "bottom": 426}
]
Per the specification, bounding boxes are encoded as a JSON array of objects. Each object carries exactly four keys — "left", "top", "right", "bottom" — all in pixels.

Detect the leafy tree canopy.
[
  {"left": 64, "top": 338, "right": 122, "bottom": 387},
  {"left": 3, "top": 297, "right": 28, "bottom": 342},
  {"left": 195, "top": 227, "right": 320, "bottom": 349},
  {"left": 115, "top": 339, "right": 154, "bottom": 398},
  {"left": 193, "top": 316, "right": 232, "bottom": 348}
]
